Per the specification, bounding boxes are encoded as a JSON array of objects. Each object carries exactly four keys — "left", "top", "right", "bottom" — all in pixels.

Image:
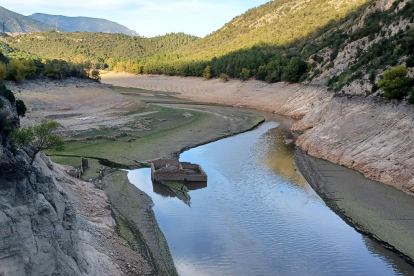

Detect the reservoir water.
[{"left": 128, "top": 120, "right": 414, "bottom": 276}]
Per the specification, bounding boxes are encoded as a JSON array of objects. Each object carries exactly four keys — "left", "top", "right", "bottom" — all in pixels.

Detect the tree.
[
  {"left": 15, "top": 99, "right": 27, "bottom": 117},
  {"left": 90, "top": 70, "right": 101, "bottom": 81},
  {"left": 202, "top": 65, "right": 212, "bottom": 79},
  {"left": 12, "top": 120, "right": 64, "bottom": 165},
  {"left": 219, "top": 73, "right": 229, "bottom": 82},
  {"left": 0, "top": 62, "right": 6, "bottom": 81},
  {"left": 378, "top": 65, "right": 412, "bottom": 100},
  {"left": 281, "top": 57, "right": 308, "bottom": 83},
  {"left": 239, "top": 68, "right": 250, "bottom": 81}
]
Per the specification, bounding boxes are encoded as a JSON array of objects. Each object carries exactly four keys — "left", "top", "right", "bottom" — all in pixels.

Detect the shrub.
[
  {"left": 378, "top": 65, "right": 412, "bottom": 100},
  {"left": 0, "top": 98, "right": 3, "bottom": 108},
  {"left": 239, "top": 68, "right": 250, "bottom": 81},
  {"left": 0, "top": 84, "right": 15, "bottom": 104},
  {"left": 0, "top": 62, "right": 6, "bottom": 81},
  {"left": 15, "top": 100, "right": 27, "bottom": 117},
  {"left": 219, "top": 73, "right": 229, "bottom": 82},
  {"left": 90, "top": 70, "right": 101, "bottom": 81},
  {"left": 202, "top": 65, "right": 212, "bottom": 79},
  {"left": 282, "top": 57, "right": 308, "bottom": 83},
  {"left": 408, "top": 91, "right": 414, "bottom": 104},
  {"left": 7, "top": 59, "right": 37, "bottom": 82},
  {"left": 12, "top": 120, "right": 64, "bottom": 165}
]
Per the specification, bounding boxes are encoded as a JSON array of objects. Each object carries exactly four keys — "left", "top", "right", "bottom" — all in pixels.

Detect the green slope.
[
  {"left": 173, "top": 0, "right": 371, "bottom": 61},
  {"left": 6, "top": 31, "right": 199, "bottom": 62}
]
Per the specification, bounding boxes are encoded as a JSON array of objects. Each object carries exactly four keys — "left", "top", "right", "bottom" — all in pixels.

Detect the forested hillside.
[
  {"left": 30, "top": 14, "right": 139, "bottom": 36},
  {"left": 6, "top": 32, "right": 198, "bottom": 68},
  {"left": 0, "top": 6, "right": 66, "bottom": 33},
  {"left": 5, "top": 0, "right": 414, "bottom": 102}
]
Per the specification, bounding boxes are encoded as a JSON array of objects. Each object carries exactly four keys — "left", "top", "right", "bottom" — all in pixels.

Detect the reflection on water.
[
  {"left": 152, "top": 181, "right": 208, "bottom": 197},
  {"left": 129, "top": 121, "right": 413, "bottom": 276},
  {"left": 259, "top": 127, "right": 307, "bottom": 188}
]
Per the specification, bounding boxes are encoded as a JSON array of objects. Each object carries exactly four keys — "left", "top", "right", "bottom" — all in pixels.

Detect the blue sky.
[{"left": 1, "top": 0, "right": 272, "bottom": 37}]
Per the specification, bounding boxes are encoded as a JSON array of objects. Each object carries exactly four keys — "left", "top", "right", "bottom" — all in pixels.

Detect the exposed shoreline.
[
  {"left": 101, "top": 72, "right": 414, "bottom": 196},
  {"left": 10, "top": 78, "right": 266, "bottom": 275},
  {"left": 295, "top": 148, "right": 414, "bottom": 265}
]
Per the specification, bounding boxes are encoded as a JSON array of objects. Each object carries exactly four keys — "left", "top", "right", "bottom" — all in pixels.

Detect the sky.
[{"left": 1, "top": 0, "right": 272, "bottom": 37}]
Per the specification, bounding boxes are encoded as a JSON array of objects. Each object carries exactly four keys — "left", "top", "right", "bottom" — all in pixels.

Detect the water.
[{"left": 128, "top": 121, "right": 414, "bottom": 276}]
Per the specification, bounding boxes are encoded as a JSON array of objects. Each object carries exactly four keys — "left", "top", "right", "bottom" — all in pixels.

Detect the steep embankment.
[
  {"left": 0, "top": 86, "right": 153, "bottom": 275},
  {"left": 101, "top": 73, "right": 414, "bottom": 196}
]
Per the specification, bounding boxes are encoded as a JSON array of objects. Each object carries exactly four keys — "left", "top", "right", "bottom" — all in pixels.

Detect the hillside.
[
  {"left": 30, "top": 13, "right": 139, "bottom": 36},
  {"left": 5, "top": 0, "right": 414, "bottom": 102},
  {"left": 0, "top": 6, "right": 66, "bottom": 33},
  {"left": 6, "top": 31, "right": 199, "bottom": 65},
  {"left": 173, "top": 0, "right": 372, "bottom": 61}
]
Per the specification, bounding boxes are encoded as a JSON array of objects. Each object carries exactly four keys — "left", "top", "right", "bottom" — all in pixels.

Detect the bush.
[
  {"left": 408, "top": 91, "right": 414, "bottom": 104},
  {"left": 7, "top": 59, "right": 37, "bottom": 82},
  {"left": 0, "top": 98, "right": 3, "bottom": 108},
  {"left": 239, "top": 68, "right": 250, "bottom": 81},
  {"left": 219, "top": 73, "right": 229, "bottom": 82},
  {"left": 378, "top": 65, "right": 412, "bottom": 100},
  {"left": 15, "top": 99, "right": 27, "bottom": 117},
  {"left": 0, "top": 84, "right": 15, "bottom": 104},
  {"left": 90, "top": 70, "right": 101, "bottom": 81},
  {"left": 0, "top": 62, "right": 6, "bottom": 81},
  {"left": 282, "top": 57, "right": 308, "bottom": 83},
  {"left": 202, "top": 66, "right": 212, "bottom": 79}
]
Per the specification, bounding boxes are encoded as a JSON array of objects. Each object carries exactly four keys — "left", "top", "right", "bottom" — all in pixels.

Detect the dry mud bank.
[
  {"left": 101, "top": 73, "right": 414, "bottom": 195},
  {"left": 295, "top": 149, "right": 414, "bottom": 264}
]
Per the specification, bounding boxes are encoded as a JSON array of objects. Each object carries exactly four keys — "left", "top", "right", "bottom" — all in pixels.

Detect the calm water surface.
[{"left": 129, "top": 121, "right": 414, "bottom": 276}]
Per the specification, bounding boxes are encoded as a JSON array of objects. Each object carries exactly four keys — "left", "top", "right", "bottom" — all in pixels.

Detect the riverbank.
[
  {"left": 295, "top": 148, "right": 414, "bottom": 265},
  {"left": 101, "top": 72, "right": 414, "bottom": 196},
  {"left": 9, "top": 78, "right": 265, "bottom": 274}
]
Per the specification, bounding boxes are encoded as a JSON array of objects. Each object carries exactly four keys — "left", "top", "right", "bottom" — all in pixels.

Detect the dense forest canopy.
[{"left": 6, "top": 31, "right": 199, "bottom": 68}]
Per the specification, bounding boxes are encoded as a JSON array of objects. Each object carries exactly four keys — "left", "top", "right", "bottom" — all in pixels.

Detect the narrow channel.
[{"left": 128, "top": 116, "right": 414, "bottom": 276}]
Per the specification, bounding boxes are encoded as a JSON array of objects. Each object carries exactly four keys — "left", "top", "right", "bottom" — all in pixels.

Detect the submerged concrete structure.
[{"left": 151, "top": 159, "right": 207, "bottom": 182}]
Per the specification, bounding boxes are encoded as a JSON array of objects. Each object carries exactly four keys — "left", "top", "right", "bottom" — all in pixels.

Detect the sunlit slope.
[
  {"left": 175, "top": 0, "right": 371, "bottom": 60},
  {"left": 7, "top": 31, "right": 199, "bottom": 61}
]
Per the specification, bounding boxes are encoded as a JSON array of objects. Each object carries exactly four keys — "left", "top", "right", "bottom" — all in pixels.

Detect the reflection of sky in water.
[{"left": 129, "top": 122, "right": 412, "bottom": 276}]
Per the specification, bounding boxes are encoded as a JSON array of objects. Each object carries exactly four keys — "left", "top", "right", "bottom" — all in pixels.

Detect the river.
[{"left": 128, "top": 117, "right": 414, "bottom": 276}]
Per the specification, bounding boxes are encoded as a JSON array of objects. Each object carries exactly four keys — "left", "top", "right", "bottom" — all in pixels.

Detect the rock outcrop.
[
  {"left": 0, "top": 88, "right": 151, "bottom": 275},
  {"left": 280, "top": 85, "right": 414, "bottom": 195}
]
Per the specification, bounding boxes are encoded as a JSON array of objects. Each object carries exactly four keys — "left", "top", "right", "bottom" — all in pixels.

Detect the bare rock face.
[
  {"left": 280, "top": 87, "right": 414, "bottom": 195},
  {"left": 0, "top": 96, "right": 88, "bottom": 275},
  {"left": 0, "top": 93, "right": 129, "bottom": 275}
]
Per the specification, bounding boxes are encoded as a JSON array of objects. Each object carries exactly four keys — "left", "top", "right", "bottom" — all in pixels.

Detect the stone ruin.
[
  {"left": 66, "top": 157, "right": 89, "bottom": 178},
  {"left": 151, "top": 159, "right": 207, "bottom": 182}
]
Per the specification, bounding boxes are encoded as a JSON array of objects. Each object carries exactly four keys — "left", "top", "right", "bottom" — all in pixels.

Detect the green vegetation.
[
  {"left": 378, "top": 65, "right": 413, "bottom": 100},
  {"left": 6, "top": 31, "right": 198, "bottom": 68},
  {"left": 12, "top": 120, "right": 65, "bottom": 165},
  {"left": 15, "top": 99, "right": 27, "bottom": 117},
  {"left": 6, "top": 59, "right": 37, "bottom": 82},
  {"left": 324, "top": 0, "right": 414, "bottom": 91}
]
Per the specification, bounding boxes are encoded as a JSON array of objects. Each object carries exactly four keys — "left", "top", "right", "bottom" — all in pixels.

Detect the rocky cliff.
[{"left": 0, "top": 87, "right": 151, "bottom": 275}]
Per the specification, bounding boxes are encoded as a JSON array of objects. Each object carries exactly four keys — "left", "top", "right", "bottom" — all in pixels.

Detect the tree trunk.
[{"left": 30, "top": 150, "right": 39, "bottom": 166}]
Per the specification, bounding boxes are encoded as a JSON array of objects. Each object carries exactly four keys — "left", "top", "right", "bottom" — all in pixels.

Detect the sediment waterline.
[
  {"left": 101, "top": 73, "right": 414, "bottom": 196},
  {"left": 295, "top": 148, "right": 414, "bottom": 265}
]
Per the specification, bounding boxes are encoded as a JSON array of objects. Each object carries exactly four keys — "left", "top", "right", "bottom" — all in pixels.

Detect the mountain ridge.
[
  {"left": 29, "top": 13, "right": 139, "bottom": 36},
  {"left": 0, "top": 6, "right": 66, "bottom": 33}
]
